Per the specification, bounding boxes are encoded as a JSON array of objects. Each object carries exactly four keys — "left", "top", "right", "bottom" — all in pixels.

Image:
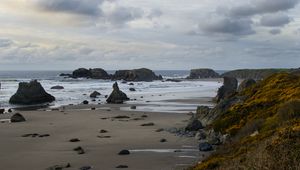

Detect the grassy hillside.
[{"left": 192, "top": 72, "right": 300, "bottom": 170}]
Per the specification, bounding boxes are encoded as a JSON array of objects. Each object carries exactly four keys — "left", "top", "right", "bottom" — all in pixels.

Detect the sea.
[{"left": 0, "top": 70, "right": 224, "bottom": 113}]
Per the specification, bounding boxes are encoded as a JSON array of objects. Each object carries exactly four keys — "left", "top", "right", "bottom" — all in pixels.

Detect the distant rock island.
[
  {"left": 61, "top": 68, "right": 162, "bottom": 82},
  {"left": 187, "top": 69, "right": 220, "bottom": 79}
]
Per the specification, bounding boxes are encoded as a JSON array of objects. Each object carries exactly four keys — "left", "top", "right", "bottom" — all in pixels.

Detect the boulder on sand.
[
  {"left": 106, "top": 82, "right": 129, "bottom": 104},
  {"left": 90, "top": 91, "right": 101, "bottom": 98},
  {"left": 9, "top": 80, "right": 55, "bottom": 105},
  {"left": 11, "top": 113, "right": 26, "bottom": 122},
  {"left": 185, "top": 116, "right": 203, "bottom": 131}
]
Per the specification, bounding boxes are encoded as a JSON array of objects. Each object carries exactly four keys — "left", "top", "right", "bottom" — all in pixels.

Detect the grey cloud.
[
  {"left": 106, "top": 6, "right": 144, "bottom": 26},
  {"left": 0, "top": 39, "right": 13, "bottom": 48},
  {"left": 200, "top": 18, "right": 255, "bottom": 36},
  {"left": 34, "top": 0, "right": 103, "bottom": 16},
  {"left": 269, "top": 29, "right": 281, "bottom": 35},
  {"left": 229, "top": 0, "right": 299, "bottom": 17},
  {"left": 260, "top": 13, "right": 291, "bottom": 27}
]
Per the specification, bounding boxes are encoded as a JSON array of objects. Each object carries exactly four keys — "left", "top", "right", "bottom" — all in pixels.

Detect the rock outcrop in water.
[
  {"left": 112, "top": 68, "right": 162, "bottom": 81},
  {"left": 106, "top": 82, "right": 129, "bottom": 104},
  {"left": 9, "top": 80, "right": 55, "bottom": 105},
  {"left": 187, "top": 69, "right": 220, "bottom": 79},
  {"left": 72, "top": 68, "right": 111, "bottom": 79}
]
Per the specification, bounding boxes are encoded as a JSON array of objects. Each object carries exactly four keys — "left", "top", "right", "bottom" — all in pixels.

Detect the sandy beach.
[{"left": 0, "top": 103, "right": 206, "bottom": 170}]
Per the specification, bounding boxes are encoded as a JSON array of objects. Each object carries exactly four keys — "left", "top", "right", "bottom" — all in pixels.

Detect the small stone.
[
  {"left": 73, "top": 146, "right": 85, "bottom": 154},
  {"left": 129, "top": 88, "right": 136, "bottom": 91},
  {"left": 91, "top": 108, "right": 96, "bottom": 110},
  {"left": 10, "top": 113, "right": 26, "bottom": 122},
  {"left": 116, "top": 165, "right": 128, "bottom": 168},
  {"left": 0, "top": 109, "right": 4, "bottom": 114},
  {"left": 130, "top": 106, "right": 137, "bottom": 110},
  {"left": 199, "top": 142, "right": 213, "bottom": 152},
  {"left": 141, "top": 115, "right": 148, "bottom": 118},
  {"left": 155, "top": 128, "right": 164, "bottom": 132},
  {"left": 160, "top": 138, "right": 167, "bottom": 142},
  {"left": 141, "top": 122, "right": 154, "bottom": 126},
  {"left": 69, "top": 138, "right": 80, "bottom": 142},
  {"left": 99, "top": 129, "right": 108, "bottom": 133},
  {"left": 118, "top": 149, "right": 130, "bottom": 155},
  {"left": 82, "top": 100, "right": 89, "bottom": 105},
  {"left": 79, "top": 166, "right": 91, "bottom": 170}
]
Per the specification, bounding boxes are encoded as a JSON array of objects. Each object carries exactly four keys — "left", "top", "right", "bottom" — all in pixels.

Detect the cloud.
[
  {"left": 260, "top": 13, "right": 291, "bottom": 27},
  {"left": 199, "top": 17, "right": 255, "bottom": 36},
  {"left": 34, "top": 0, "right": 103, "bottom": 16},
  {"left": 229, "top": 0, "right": 300, "bottom": 17},
  {"left": 0, "top": 39, "right": 13, "bottom": 48},
  {"left": 269, "top": 29, "right": 281, "bottom": 35}
]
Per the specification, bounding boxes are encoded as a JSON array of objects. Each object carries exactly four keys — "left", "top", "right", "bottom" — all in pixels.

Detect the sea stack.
[
  {"left": 215, "top": 76, "right": 238, "bottom": 102},
  {"left": 9, "top": 80, "right": 55, "bottom": 105},
  {"left": 106, "top": 82, "right": 129, "bottom": 104},
  {"left": 187, "top": 69, "right": 220, "bottom": 79},
  {"left": 112, "top": 68, "right": 162, "bottom": 82}
]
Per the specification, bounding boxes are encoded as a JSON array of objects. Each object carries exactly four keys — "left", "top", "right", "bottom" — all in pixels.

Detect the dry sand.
[{"left": 0, "top": 104, "right": 205, "bottom": 170}]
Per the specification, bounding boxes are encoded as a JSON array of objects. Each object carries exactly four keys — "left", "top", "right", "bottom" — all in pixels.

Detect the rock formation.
[
  {"left": 237, "top": 79, "right": 256, "bottom": 92},
  {"left": 187, "top": 69, "right": 220, "bottom": 79},
  {"left": 9, "top": 80, "right": 55, "bottom": 105},
  {"left": 106, "top": 82, "right": 129, "bottom": 104},
  {"left": 215, "top": 76, "right": 238, "bottom": 102},
  {"left": 112, "top": 68, "right": 162, "bottom": 81}
]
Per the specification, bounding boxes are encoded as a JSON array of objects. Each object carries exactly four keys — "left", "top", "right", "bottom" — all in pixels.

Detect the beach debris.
[
  {"left": 73, "top": 146, "right": 85, "bottom": 154},
  {"left": 90, "top": 91, "right": 101, "bottom": 98},
  {"left": 116, "top": 165, "right": 129, "bottom": 168},
  {"left": 10, "top": 113, "right": 26, "bottom": 123},
  {"left": 130, "top": 105, "right": 137, "bottom": 110},
  {"left": 9, "top": 80, "right": 55, "bottom": 105},
  {"left": 69, "top": 138, "right": 80, "bottom": 142},
  {"left": 118, "top": 149, "right": 130, "bottom": 155},
  {"left": 22, "top": 133, "right": 50, "bottom": 138},
  {"left": 97, "top": 135, "right": 111, "bottom": 138},
  {"left": 199, "top": 142, "right": 213, "bottom": 152},
  {"left": 141, "top": 122, "right": 155, "bottom": 126},
  {"left": 50, "top": 85, "right": 64, "bottom": 90},
  {"left": 106, "top": 82, "right": 129, "bottom": 104},
  {"left": 113, "top": 115, "right": 130, "bottom": 119}
]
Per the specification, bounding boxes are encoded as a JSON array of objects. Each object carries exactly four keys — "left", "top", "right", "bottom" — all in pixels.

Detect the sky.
[{"left": 0, "top": 0, "right": 300, "bottom": 70}]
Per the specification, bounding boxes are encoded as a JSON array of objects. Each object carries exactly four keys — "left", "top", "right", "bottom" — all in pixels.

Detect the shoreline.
[{"left": 0, "top": 98, "right": 214, "bottom": 170}]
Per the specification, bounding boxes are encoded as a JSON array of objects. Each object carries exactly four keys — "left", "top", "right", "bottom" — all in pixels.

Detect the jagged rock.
[
  {"left": 11, "top": 113, "right": 26, "bottom": 122},
  {"left": 199, "top": 142, "right": 213, "bottom": 151},
  {"left": 215, "top": 76, "right": 238, "bottom": 102},
  {"left": 185, "top": 116, "right": 203, "bottom": 131},
  {"left": 195, "top": 106, "right": 211, "bottom": 119},
  {"left": 238, "top": 79, "right": 256, "bottom": 92},
  {"left": 9, "top": 80, "right": 55, "bottom": 105},
  {"left": 112, "top": 68, "right": 162, "bottom": 81},
  {"left": 187, "top": 69, "right": 220, "bottom": 79},
  {"left": 72, "top": 68, "right": 111, "bottom": 79},
  {"left": 90, "top": 91, "right": 101, "bottom": 98},
  {"left": 72, "top": 68, "right": 91, "bottom": 78},
  {"left": 50, "top": 85, "right": 64, "bottom": 90},
  {"left": 166, "top": 79, "right": 182, "bottom": 82},
  {"left": 106, "top": 82, "right": 129, "bottom": 104}
]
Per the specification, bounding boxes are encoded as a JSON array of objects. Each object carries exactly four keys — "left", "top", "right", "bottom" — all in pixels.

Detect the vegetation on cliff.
[{"left": 192, "top": 72, "right": 300, "bottom": 170}]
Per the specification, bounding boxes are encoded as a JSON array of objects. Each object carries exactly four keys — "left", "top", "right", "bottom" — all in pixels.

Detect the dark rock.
[
  {"left": 38, "top": 134, "right": 50, "bottom": 137},
  {"left": 129, "top": 88, "right": 136, "bottom": 91},
  {"left": 160, "top": 138, "right": 167, "bottom": 142},
  {"left": 106, "top": 82, "right": 129, "bottom": 104},
  {"left": 72, "top": 68, "right": 91, "bottom": 78},
  {"left": 79, "top": 166, "right": 91, "bottom": 170},
  {"left": 130, "top": 105, "right": 136, "bottom": 110},
  {"left": 47, "top": 163, "right": 70, "bottom": 170},
  {"left": 112, "top": 68, "right": 162, "bottom": 82},
  {"left": 129, "top": 83, "right": 134, "bottom": 85},
  {"left": 69, "top": 138, "right": 80, "bottom": 142},
  {"left": 97, "top": 135, "right": 111, "bottom": 138},
  {"left": 0, "top": 109, "right": 4, "bottom": 114},
  {"left": 195, "top": 106, "right": 211, "bottom": 119},
  {"left": 59, "top": 73, "right": 72, "bottom": 77},
  {"left": 185, "top": 116, "right": 203, "bottom": 131},
  {"left": 238, "top": 79, "right": 256, "bottom": 92},
  {"left": 73, "top": 146, "right": 85, "bottom": 154},
  {"left": 118, "top": 149, "right": 130, "bottom": 155},
  {"left": 114, "top": 115, "right": 130, "bottom": 119},
  {"left": 187, "top": 69, "right": 220, "bottom": 79},
  {"left": 50, "top": 85, "right": 64, "bottom": 90},
  {"left": 91, "top": 107, "right": 96, "bottom": 110},
  {"left": 215, "top": 76, "right": 238, "bottom": 102},
  {"left": 9, "top": 80, "right": 55, "bottom": 105},
  {"left": 221, "top": 69, "right": 291, "bottom": 80},
  {"left": 116, "top": 165, "right": 128, "bottom": 168},
  {"left": 141, "top": 122, "right": 154, "bottom": 126},
  {"left": 104, "top": 95, "right": 108, "bottom": 98},
  {"left": 195, "top": 130, "right": 207, "bottom": 140},
  {"left": 141, "top": 114, "right": 148, "bottom": 118},
  {"left": 82, "top": 100, "right": 89, "bottom": 105},
  {"left": 90, "top": 91, "right": 101, "bottom": 98},
  {"left": 90, "top": 68, "right": 111, "bottom": 79},
  {"left": 155, "top": 128, "right": 164, "bottom": 132},
  {"left": 166, "top": 79, "right": 182, "bottom": 82},
  {"left": 121, "top": 81, "right": 127, "bottom": 84},
  {"left": 8, "top": 109, "right": 12, "bottom": 113},
  {"left": 100, "top": 129, "right": 108, "bottom": 133},
  {"left": 10, "top": 113, "right": 26, "bottom": 122},
  {"left": 199, "top": 142, "right": 213, "bottom": 151}
]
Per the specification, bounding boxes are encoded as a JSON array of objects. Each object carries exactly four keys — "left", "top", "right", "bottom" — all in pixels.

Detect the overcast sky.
[{"left": 0, "top": 0, "right": 300, "bottom": 70}]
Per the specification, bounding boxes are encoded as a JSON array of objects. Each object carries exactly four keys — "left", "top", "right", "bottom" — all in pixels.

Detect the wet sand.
[{"left": 0, "top": 104, "right": 205, "bottom": 170}]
